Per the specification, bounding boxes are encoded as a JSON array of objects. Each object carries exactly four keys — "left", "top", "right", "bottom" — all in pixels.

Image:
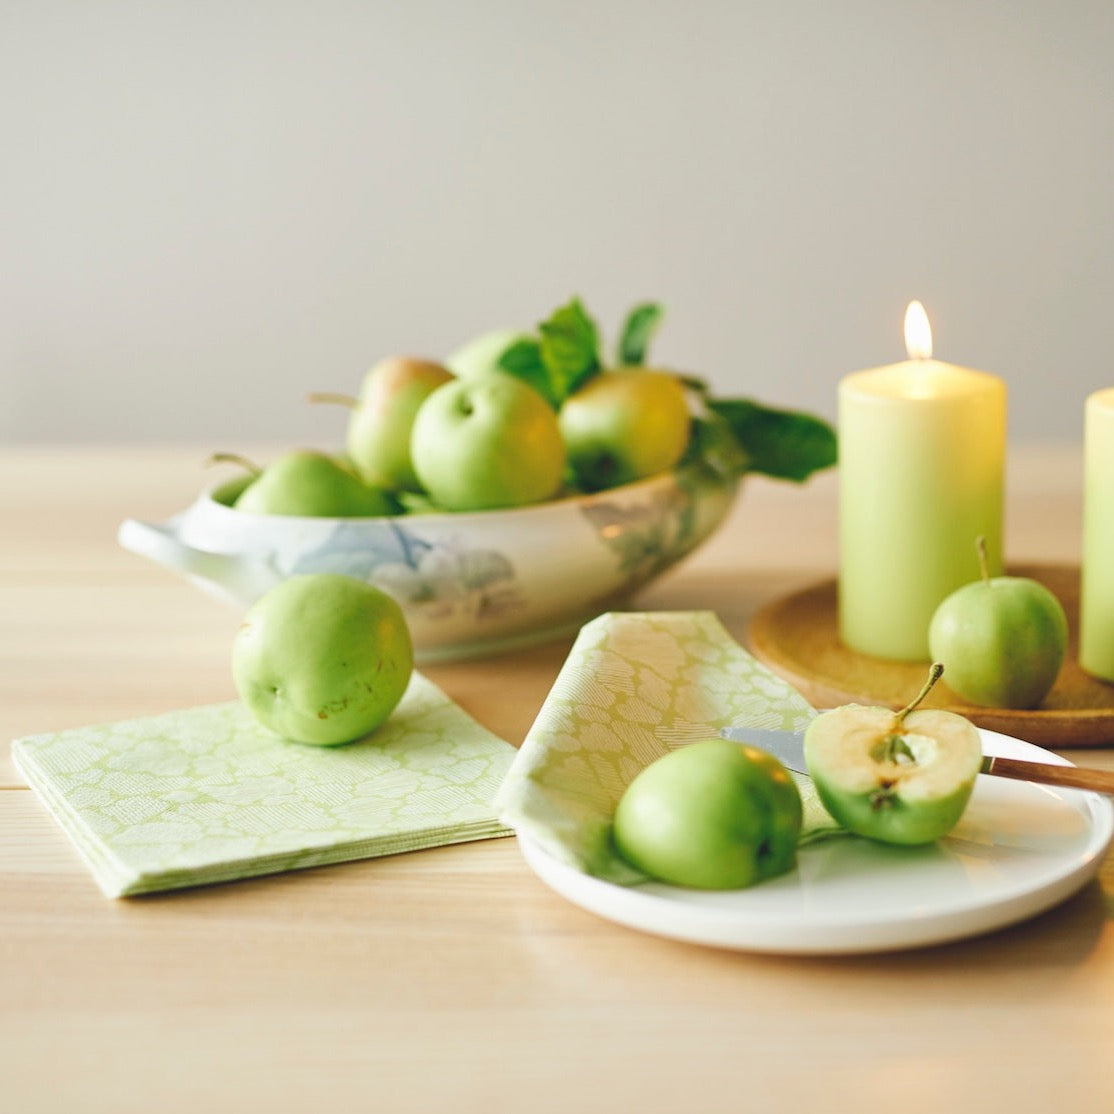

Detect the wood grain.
[{"left": 4, "top": 445, "right": 1114, "bottom": 1114}]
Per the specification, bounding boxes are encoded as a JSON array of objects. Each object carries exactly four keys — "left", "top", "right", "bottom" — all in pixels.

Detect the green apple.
[
  {"left": 232, "top": 449, "right": 400, "bottom": 517},
  {"left": 612, "top": 738, "right": 803, "bottom": 890},
  {"left": 211, "top": 471, "right": 256, "bottom": 507},
  {"left": 928, "top": 538, "right": 1068, "bottom": 708},
  {"left": 445, "top": 328, "right": 528, "bottom": 378},
  {"left": 232, "top": 573, "right": 413, "bottom": 746},
  {"left": 804, "top": 664, "right": 983, "bottom": 846},
  {"left": 310, "top": 357, "right": 454, "bottom": 492},
  {"left": 409, "top": 372, "right": 566, "bottom": 511},
  {"left": 558, "top": 368, "right": 691, "bottom": 491}
]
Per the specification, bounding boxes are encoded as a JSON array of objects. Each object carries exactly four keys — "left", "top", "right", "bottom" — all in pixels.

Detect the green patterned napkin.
[
  {"left": 12, "top": 673, "right": 515, "bottom": 897},
  {"left": 495, "top": 610, "right": 841, "bottom": 884}
]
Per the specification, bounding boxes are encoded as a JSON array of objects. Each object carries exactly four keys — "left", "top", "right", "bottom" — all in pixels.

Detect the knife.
[{"left": 719, "top": 725, "right": 1114, "bottom": 795}]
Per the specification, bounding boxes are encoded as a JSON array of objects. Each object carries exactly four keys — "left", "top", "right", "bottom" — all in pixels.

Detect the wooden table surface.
[{"left": 3, "top": 444, "right": 1112, "bottom": 1114}]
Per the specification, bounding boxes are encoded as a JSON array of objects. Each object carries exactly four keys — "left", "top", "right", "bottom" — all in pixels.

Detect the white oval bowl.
[{"left": 119, "top": 464, "right": 741, "bottom": 662}]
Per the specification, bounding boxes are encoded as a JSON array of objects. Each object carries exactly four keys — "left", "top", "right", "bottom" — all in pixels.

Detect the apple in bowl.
[
  {"left": 119, "top": 459, "right": 742, "bottom": 662},
  {"left": 118, "top": 297, "right": 835, "bottom": 661}
]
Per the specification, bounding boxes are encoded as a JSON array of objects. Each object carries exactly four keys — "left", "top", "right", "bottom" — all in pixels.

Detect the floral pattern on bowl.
[{"left": 118, "top": 463, "right": 741, "bottom": 662}]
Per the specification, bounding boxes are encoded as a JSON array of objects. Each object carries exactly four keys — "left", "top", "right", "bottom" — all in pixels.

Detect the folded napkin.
[
  {"left": 12, "top": 672, "right": 516, "bottom": 897},
  {"left": 495, "top": 610, "right": 842, "bottom": 884}
]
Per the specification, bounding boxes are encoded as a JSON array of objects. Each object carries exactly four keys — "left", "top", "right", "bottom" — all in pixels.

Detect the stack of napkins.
[
  {"left": 495, "top": 610, "right": 841, "bottom": 884},
  {"left": 12, "top": 673, "right": 516, "bottom": 897}
]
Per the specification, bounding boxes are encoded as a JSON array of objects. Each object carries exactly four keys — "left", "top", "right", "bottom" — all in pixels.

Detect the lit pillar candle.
[
  {"left": 1080, "top": 389, "right": 1114, "bottom": 681},
  {"left": 838, "top": 302, "right": 1007, "bottom": 661}
]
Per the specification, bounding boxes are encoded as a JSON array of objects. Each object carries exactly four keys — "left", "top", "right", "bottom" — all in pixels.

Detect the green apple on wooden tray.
[{"left": 746, "top": 564, "right": 1114, "bottom": 748}]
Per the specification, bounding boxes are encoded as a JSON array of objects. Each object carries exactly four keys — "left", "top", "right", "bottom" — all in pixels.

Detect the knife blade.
[{"left": 719, "top": 725, "right": 1114, "bottom": 796}]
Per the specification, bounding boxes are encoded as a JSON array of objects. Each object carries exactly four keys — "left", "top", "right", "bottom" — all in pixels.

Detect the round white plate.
[{"left": 517, "top": 730, "right": 1114, "bottom": 954}]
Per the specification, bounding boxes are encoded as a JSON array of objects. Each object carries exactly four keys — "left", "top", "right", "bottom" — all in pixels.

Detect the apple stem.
[
  {"left": 307, "top": 391, "right": 358, "bottom": 409},
  {"left": 875, "top": 662, "right": 945, "bottom": 767},
  {"left": 206, "top": 452, "right": 262, "bottom": 477},
  {"left": 895, "top": 662, "right": 945, "bottom": 726},
  {"left": 976, "top": 535, "right": 991, "bottom": 585}
]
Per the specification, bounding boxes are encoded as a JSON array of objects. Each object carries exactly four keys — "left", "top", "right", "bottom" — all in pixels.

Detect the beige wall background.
[{"left": 2, "top": 0, "right": 1111, "bottom": 447}]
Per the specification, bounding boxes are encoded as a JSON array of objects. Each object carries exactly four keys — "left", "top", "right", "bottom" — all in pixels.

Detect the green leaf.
[
  {"left": 617, "top": 303, "right": 664, "bottom": 366},
  {"left": 682, "top": 413, "right": 751, "bottom": 478},
  {"left": 678, "top": 373, "right": 711, "bottom": 396},
  {"left": 496, "top": 339, "right": 558, "bottom": 407},
  {"left": 538, "top": 298, "right": 601, "bottom": 403},
  {"left": 708, "top": 398, "right": 837, "bottom": 482}
]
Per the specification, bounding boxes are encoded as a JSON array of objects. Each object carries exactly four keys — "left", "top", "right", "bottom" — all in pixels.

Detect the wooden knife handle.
[{"left": 984, "top": 756, "right": 1114, "bottom": 795}]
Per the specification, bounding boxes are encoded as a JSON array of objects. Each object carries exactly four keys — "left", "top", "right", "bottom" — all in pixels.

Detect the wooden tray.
[{"left": 745, "top": 564, "right": 1114, "bottom": 749}]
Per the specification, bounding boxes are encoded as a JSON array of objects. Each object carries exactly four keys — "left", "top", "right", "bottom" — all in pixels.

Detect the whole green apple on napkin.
[{"left": 495, "top": 610, "right": 841, "bottom": 885}]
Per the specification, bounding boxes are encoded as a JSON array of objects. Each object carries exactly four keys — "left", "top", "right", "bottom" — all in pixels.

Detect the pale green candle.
[
  {"left": 839, "top": 302, "right": 1007, "bottom": 661},
  {"left": 1080, "top": 389, "right": 1114, "bottom": 681}
]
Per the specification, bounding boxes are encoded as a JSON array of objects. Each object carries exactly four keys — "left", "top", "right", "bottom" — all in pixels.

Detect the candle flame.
[{"left": 904, "top": 301, "right": 933, "bottom": 360}]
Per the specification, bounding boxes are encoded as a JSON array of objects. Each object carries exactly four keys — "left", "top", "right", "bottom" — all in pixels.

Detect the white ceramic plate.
[{"left": 517, "top": 730, "right": 1114, "bottom": 954}]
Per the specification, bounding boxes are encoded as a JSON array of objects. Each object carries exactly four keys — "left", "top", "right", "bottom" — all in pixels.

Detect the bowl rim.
[{"left": 200, "top": 460, "right": 739, "bottom": 528}]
